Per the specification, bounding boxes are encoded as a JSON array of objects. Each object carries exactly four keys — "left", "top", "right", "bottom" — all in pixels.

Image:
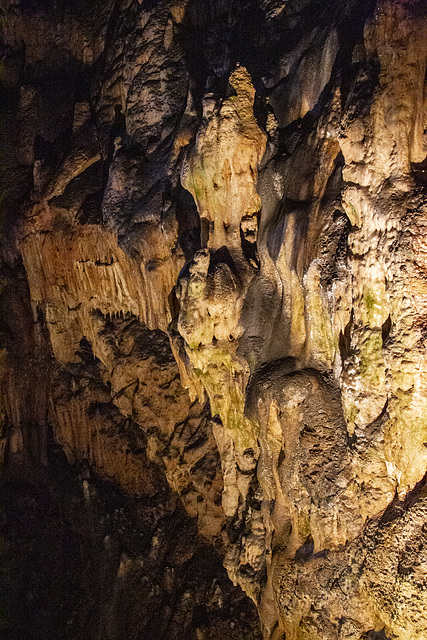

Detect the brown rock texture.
[{"left": 1, "top": 0, "right": 426, "bottom": 639}]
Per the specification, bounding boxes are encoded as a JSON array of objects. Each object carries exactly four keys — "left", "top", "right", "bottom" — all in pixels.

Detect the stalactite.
[{"left": 1, "top": 0, "right": 426, "bottom": 638}]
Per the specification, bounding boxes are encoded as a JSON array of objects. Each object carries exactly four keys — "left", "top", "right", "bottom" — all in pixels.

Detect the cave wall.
[{"left": 1, "top": 0, "right": 426, "bottom": 639}]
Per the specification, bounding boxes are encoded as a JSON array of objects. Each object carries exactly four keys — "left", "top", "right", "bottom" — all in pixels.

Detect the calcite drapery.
[{"left": 1, "top": 0, "right": 427, "bottom": 639}]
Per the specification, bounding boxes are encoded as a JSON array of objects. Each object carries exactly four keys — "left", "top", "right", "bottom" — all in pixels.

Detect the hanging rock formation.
[{"left": 1, "top": 0, "right": 427, "bottom": 639}]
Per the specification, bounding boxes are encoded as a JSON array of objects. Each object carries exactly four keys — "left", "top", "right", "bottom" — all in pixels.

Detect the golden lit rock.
[{"left": 1, "top": 0, "right": 427, "bottom": 638}]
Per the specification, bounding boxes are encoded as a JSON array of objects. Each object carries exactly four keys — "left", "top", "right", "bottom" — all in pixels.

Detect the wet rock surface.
[{"left": 1, "top": 0, "right": 427, "bottom": 639}]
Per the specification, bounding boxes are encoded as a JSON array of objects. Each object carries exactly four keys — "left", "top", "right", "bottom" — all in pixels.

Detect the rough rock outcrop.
[{"left": 1, "top": 0, "right": 427, "bottom": 639}]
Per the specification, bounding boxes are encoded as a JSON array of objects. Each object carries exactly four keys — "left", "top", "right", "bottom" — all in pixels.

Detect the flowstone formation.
[{"left": 1, "top": 0, "right": 427, "bottom": 639}]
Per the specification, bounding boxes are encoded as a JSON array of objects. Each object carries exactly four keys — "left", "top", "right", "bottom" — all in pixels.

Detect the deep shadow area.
[{"left": 1, "top": 440, "right": 262, "bottom": 640}]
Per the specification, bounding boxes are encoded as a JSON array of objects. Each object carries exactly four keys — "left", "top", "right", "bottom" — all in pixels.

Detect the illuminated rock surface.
[{"left": 1, "top": 0, "right": 426, "bottom": 639}]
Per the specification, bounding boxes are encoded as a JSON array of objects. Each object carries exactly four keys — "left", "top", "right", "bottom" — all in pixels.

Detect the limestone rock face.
[{"left": 1, "top": 0, "right": 427, "bottom": 639}]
